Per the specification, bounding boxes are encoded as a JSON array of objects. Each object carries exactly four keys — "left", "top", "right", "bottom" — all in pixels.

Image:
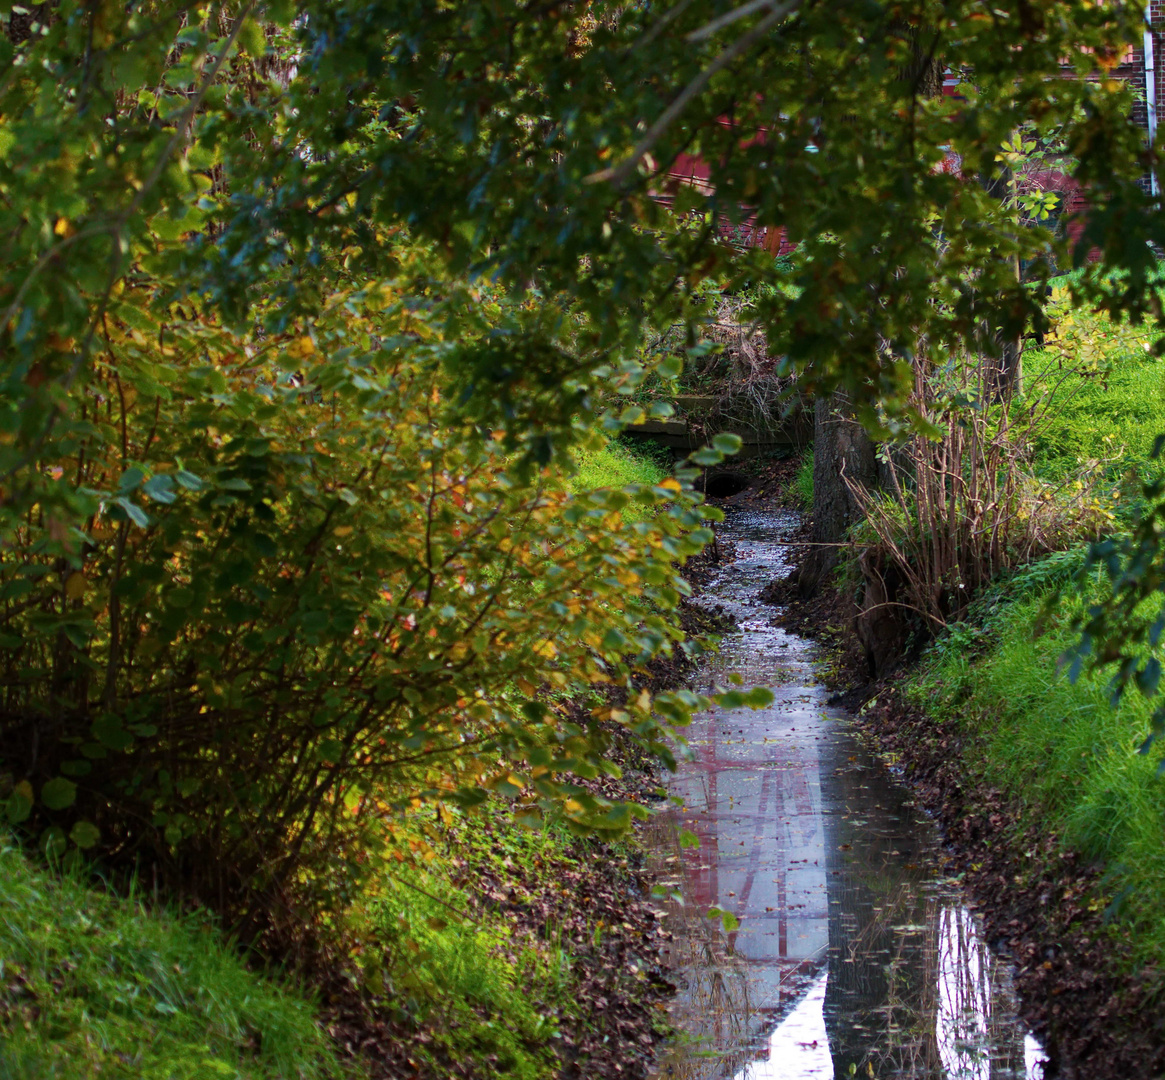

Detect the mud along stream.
[{"left": 649, "top": 508, "right": 1048, "bottom": 1080}]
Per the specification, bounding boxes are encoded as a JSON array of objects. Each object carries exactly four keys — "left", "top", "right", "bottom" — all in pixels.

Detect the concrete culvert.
[{"left": 703, "top": 471, "right": 751, "bottom": 499}]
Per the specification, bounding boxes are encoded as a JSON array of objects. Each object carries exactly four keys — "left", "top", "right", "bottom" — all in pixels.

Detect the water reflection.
[{"left": 651, "top": 510, "right": 1048, "bottom": 1080}]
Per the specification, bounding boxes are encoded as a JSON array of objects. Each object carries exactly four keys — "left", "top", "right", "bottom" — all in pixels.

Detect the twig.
[{"left": 631, "top": 0, "right": 698, "bottom": 54}]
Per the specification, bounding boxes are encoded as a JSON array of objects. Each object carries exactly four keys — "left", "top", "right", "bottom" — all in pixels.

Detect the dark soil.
[
  {"left": 703, "top": 448, "right": 804, "bottom": 512},
  {"left": 757, "top": 497, "right": 1165, "bottom": 1079}
]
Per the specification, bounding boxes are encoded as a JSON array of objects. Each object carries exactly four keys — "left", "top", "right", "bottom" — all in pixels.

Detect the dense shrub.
[{"left": 0, "top": 267, "right": 723, "bottom": 941}]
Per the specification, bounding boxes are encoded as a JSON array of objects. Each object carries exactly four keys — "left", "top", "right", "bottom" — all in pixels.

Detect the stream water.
[{"left": 650, "top": 508, "right": 1048, "bottom": 1080}]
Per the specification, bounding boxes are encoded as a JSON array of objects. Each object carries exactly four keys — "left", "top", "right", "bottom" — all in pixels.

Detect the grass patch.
[
  {"left": 907, "top": 563, "right": 1165, "bottom": 967},
  {"left": 342, "top": 807, "right": 641, "bottom": 1080},
  {"left": 569, "top": 438, "right": 668, "bottom": 494},
  {"left": 0, "top": 840, "right": 343, "bottom": 1080},
  {"left": 1027, "top": 345, "right": 1165, "bottom": 480},
  {"left": 792, "top": 450, "right": 813, "bottom": 508}
]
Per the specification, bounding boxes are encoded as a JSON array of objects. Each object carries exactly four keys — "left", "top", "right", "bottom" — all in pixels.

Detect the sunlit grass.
[
  {"left": 344, "top": 809, "right": 585, "bottom": 1080},
  {"left": 569, "top": 438, "right": 668, "bottom": 498}
]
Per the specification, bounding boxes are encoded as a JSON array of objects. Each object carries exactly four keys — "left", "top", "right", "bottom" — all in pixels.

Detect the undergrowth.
[
  {"left": 348, "top": 815, "right": 580, "bottom": 1080},
  {"left": 339, "top": 799, "right": 667, "bottom": 1080},
  {"left": 792, "top": 450, "right": 813, "bottom": 508},
  {"left": 0, "top": 840, "right": 343, "bottom": 1080}
]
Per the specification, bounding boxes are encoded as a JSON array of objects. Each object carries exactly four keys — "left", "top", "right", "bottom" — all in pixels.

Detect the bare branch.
[
  {"left": 632, "top": 0, "right": 698, "bottom": 53},
  {"left": 686, "top": 0, "right": 797, "bottom": 44}
]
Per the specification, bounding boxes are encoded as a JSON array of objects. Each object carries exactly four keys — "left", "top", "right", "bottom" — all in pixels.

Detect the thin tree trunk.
[{"left": 799, "top": 394, "right": 878, "bottom": 594}]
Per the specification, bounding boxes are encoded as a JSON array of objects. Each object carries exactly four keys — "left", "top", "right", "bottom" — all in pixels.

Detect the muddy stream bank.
[{"left": 649, "top": 508, "right": 1047, "bottom": 1080}]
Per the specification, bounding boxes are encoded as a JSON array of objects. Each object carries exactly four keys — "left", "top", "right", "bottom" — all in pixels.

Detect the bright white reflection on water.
[
  {"left": 734, "top": 972, "right": 830, "bottom": 1079},
  {"left": 936, "top": 906, "right": 1048, "bottom": 1080}
]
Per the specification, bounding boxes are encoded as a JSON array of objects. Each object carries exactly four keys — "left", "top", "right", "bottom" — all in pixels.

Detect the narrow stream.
[{"left": 650, "top": 508, "right": 1048, "bottom": 1080}]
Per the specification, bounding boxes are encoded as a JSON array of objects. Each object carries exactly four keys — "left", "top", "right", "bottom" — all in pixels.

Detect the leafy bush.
[{"left": 0, "top": 264, "right": 723, "bottom": 942}]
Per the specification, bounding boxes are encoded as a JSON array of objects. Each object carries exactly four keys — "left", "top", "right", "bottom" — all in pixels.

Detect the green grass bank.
[
  {"left": 906, "top": 558, "right": 1165, "bottom": 966},
  {"left": 897, "top": 316, "right": 1165, "bottom": 962},
  {"left": 0, "top": 840, "right": 344, "bottom": 1080}
]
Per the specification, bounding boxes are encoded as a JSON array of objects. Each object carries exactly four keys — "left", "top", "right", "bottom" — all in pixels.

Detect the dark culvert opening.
[{"left": 703, "top": 471, "right": 751, "bottom": 499}]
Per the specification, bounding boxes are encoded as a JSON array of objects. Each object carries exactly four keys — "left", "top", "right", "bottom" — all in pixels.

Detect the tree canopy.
[{"left": 2, "top": 0, "right": 1163, "bottom": 926}]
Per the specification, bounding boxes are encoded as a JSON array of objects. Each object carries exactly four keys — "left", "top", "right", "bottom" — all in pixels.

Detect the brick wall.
[{"left": 1154, "top": 0, "right": 1165, "bottom": 129}]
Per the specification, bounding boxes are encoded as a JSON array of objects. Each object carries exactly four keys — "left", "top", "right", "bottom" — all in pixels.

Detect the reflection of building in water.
[
  {"left": 668, "top": 684, "right": 832, "bottom": 1049},
  {"left": 819, "top": 732, "right": 942, "bottom": 1077},
  {"left": 735, "top": 971, "right": 831, "bottom": 1080}
]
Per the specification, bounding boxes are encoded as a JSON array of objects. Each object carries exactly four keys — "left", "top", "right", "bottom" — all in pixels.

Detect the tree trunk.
[
  {"left": 799, "top": 22, "right": 944, "bottom": 598},
  {"left": 799, "top": 394, "right": 878, "bottom": 595}
]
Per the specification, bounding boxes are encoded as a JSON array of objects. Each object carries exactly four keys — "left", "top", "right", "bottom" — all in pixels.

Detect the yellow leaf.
[
  {"left": 53, "top": 217, "right": 71, "bottom": 237},
  {"left": 334, "top": 525, "right": 353, "bottom": 537},
  {"left": 65, "top": 572, "right": 87, "bottom": 600},
  {"left": 286, "top": 336, "right": 315, "bottom": 358}
]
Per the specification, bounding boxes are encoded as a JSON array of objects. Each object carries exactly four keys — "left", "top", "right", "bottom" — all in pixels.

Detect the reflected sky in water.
[{"left": 651, "top": 510, "right": 1047, "bottom": 1080}]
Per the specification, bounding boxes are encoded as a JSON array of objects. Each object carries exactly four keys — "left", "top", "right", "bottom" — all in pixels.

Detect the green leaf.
[
  {"left": 142, "top": 474, "right": 177, "bottom": 504},
  {"left": 41, "top": 777, "right": 77, "bottom": 811},
  {"left": 238, "top": 16, "right": 266, "bottom": 58},
  {"left": 118, "top": 467, "right": 145, "bottom": 493},
  {"left": 175, "top": 470, "right": 204, "bottom": 491},
  {"left": 69, "top": 821, "right": 101, "bottom": 850},
  {"left": 116, "top": 497, "right": 150, "bottom": 528},
  {"left": 711, "top": 433, "right": 742, "bottom": 456},
  {"left": 5, "top": 790, "right": 31, "bottom": 825},
  {"left": 93, "top": 716, "right": 134, "bottom": 752}
]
